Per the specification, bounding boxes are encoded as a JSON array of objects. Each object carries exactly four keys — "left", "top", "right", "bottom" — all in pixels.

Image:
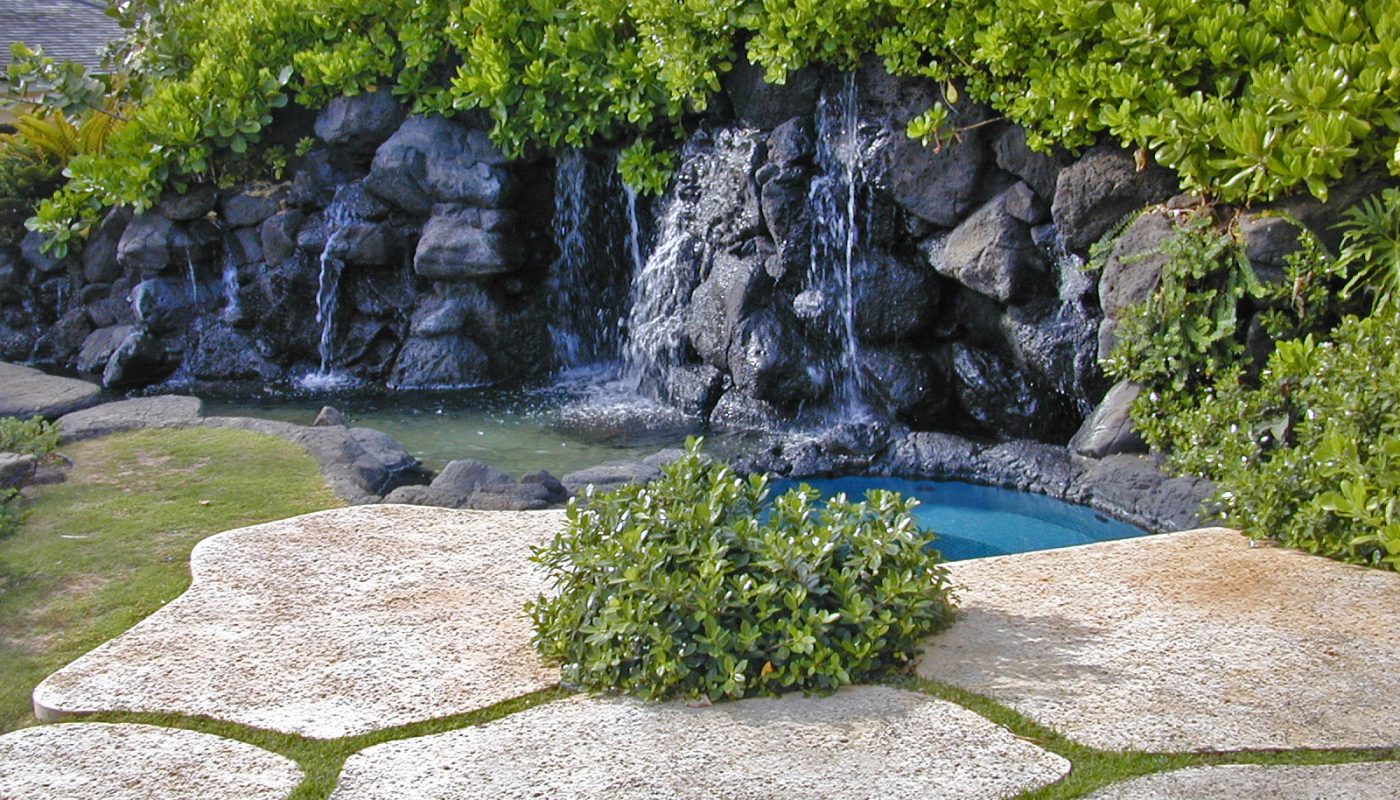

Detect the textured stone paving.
[
  {"left": 330, "top": 686, "right": 1069, "bottom": 800},
  {"left": 916, "top": 528, "right": 1400, "bottom": 751},
  {"left": 33, "top": 505, "right": 564, "bottom": 738},
  {"left": 0, "top": 723, "right": 302, "bottom": 799},
  {"left": 0, "top": 361, "right": 101, "bottom": 420},
  {"left": 1083, "top": 762, "right": 1400, "bottom": 799}
]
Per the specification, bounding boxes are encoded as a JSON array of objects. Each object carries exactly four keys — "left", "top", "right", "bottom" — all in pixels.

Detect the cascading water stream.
[
  {"left": 545, "top": 149, "right": 635, "bottom": 373},
  {"left": 620, "top": 191, "right": 699, "bottom": 394},
  {"left": 804, "top": 72, "right": 871, "bottom": 420},
  {"left": 298, "top": 186, "right": 356, "bottom": 390}
]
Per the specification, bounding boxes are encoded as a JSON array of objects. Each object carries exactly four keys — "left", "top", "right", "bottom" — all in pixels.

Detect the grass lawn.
[{"left": 0, "top": 427, "right": 342, "bottom": 734}]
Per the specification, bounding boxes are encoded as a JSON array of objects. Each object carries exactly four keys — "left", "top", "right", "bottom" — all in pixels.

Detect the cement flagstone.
[
  {"left": 0, "top": 722, "right": 302, "bottom": 800},
  {"left": 916, "top": 528, "right": 1400, "bottom": 751},
  {"left": 1084, "top": 762, "right": 1400, "bottom": 799},
  {"left": 329, "top": 686, "right": 1070, "bottom": 800},
  {"left": 33, "top": 505, "right": 563, "bottom": 738}
]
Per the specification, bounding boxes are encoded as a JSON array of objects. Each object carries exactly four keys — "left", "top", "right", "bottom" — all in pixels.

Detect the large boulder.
[
  {"left": 685, "top": 250, "right": 771, "bottom": 370},
  {"left": 314, "top": 90, "right": 405, "bottom": 156},
  {"left": 82, "top": 207, "right": 132, "bottom": 284},
  {"left": 758, "top": 165, "right": 812, "bottom": 276},
  {"left": 31, "top": 308, "right": 93, "bottom": 367},
  {"left": 1098, "top": 209, "right": 1177, "bottom": 319},
  {"left": 950, "top": 344, "right": 1075, "bottom": 442},
  {"left": 726, "top": 308, "right": 819, "bottom": 407},
  {"left": 858, "top": 347, "right": 950, "bottom": 424},
  {"left": 722, "top": 57, "right": 822, "bottom": 129},
  {"left": 0, "top": 452, "right": 37, "bottom": 490},
  {"left": 853, "top": 253, "right": 940, "bottom": 343},
  {"left": 1070, "top": 379, "right": 1148, "bottom": 459},
  {"left": 992, "top": 126, "right": 1072, "bottom": 202},
  {"left": 20, "top": 230, "right": 66, "bottom": 275},
  {"left": 101, "top": 330, "right": 177, "bottom": 388},
  {"left": 1052, "top": 145, "right": 1179, "bottom": 255},
  {"left": 934, "top": 188, "right": 1054, "bottom": 305},
  {"left": 76, "top": 324, "right": 136, "bottom": 374},
  {"left": 325, "top": 222, "right": 402, "bottom": 268},
  {"left": 414, "top": 208, "right": 522, "bottom": 280},
  {"left": 221, "top": 191, "right": 282, "bottom": 229},
  {"left": 130, "top": 276, "right": 195, "bottom": 334},
  {"left": 117, "top": 215, "right": 220, "bottom": 274},
  {"left": 388, "top": 333, "right": 492, "bottom": 389},
  {"left": 155, "top": 185, "right": 219, "bottom": 221},
  {"left": 1239, "top": 213, "right": 1303, "bottom": 278},
  {"left": 0, "top": 361, "right": 102, "bottom": 419},
  {"left": 1001, "top": 299, "right": 1102, "bottom": 411},
  {"left": 259, "top": 210, "right": 305, "bottom": 268},
  {"left": 186, "top": 326, "right": 281, "bottom": 381},
  {"left": 860, "top": 63, "right": 988, "bottom": 227},
  {"left": 365, "top": 116, "right": 514, "bottom": 214}
]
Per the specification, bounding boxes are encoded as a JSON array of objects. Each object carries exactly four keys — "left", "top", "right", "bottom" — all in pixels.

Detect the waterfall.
[
  {"left": 546, "top": 149, "right": 633, "bottom": 371},
  {"left": 185, "top": 253, "right": 200, "bottom": 304},
  {"left": 298, "top": 186, "right": 356, "bottom": 390},
  {"left": 804, "top": 72, "right": 871, "bottom": 419},
  {"left": 620, "top": 194, "right": 700, "bottom": 391},
  {"left": 624, "top": 184, "right": 646, "bottom": 280},
  {"left": 220, "top": 249, "right": 241, "bottom": 322}
]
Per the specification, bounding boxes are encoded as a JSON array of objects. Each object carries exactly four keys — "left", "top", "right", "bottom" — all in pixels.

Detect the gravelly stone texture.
[
  {"left": 330, "top": 686, "right": 1070, "bottom": 800},
  {"left": 1084, "top": 762, "right": 1400, "bottom": 799},
  {"left": 916, "top": 528, "right": 1400, "bottom": 751},
  {"left": 33, "top": 505, "right": 563, "bottom": 738},
  {"left": 0, "top": 723, "right": 302, "bottom": 800}
]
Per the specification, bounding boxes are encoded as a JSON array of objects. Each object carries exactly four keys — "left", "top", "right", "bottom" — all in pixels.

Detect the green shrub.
[
  {"left": 17, "top": 0, "right": 1400, "bottom": 251},
  {"left": 0, "top": 417, "right": 60, "bottom": 458},
  {"left": 528, "top": 439, "right": 955, "bottom": 701},
  {"left": 1163, "top": 310, "right": 1400, "bottom": 570},
  {"left": 1337, "top": 188, "right": 1400, "bottom": 312}
]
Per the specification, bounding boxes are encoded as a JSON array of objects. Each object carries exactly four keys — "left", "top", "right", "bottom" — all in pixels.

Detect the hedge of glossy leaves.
[
  {"left": 527, "top": 440, "right": 955, "bottom": 700},
  {"left": 23, "top": 0, "right": 1400, "bottom": 253},
  {"left": 1162, "top": 311, "right": 1400, "bottom": 570}
]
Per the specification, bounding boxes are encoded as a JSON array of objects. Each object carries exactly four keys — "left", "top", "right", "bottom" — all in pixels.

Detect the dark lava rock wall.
[{"left": 0, "top": 62, "right": 1376, "bottom": 449}]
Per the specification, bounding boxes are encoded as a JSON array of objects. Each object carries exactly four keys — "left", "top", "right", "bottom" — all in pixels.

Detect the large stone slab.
[
  {"left": 916, "top": 529, "right": 1400, "bottom": 751},
  {"left": 331, "top": 686, "right": 1070, "bottom": 799},
  {"left": 34, "top": 506, "right": 563, "bottom": 738},
  {"left": 1085, "top": 762, "right": 1400, "bottom": 799},
  {"left": 57, "top": 395, "right": 204, "bottom": 442},
  {"left": 0, "top": 723, "right": 302, "bottom": 800},
  {"left": 0, "top": 362, "right": 102, "bottom": 420}
]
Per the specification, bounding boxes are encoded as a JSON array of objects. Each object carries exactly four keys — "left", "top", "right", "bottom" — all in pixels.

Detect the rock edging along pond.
[
  {"left": 39, "top": 388, "right": 1208, "bottom": 533},
  {"left": 2, "top": 59, "right": 1379, "bottom": 462}
]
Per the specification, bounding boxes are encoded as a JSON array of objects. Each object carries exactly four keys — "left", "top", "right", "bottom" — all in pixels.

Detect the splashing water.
[
  {"left": 297, "top": 186, "right": 357, "bottom": 390},
  {"left": 546, "top": 149, "right": 634, "bottom": 369},
  {"left": 805, "top": 72, "right": 871, "bottom": 420}
]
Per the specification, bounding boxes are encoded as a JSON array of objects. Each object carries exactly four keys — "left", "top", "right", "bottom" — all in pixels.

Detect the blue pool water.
[{"left": 769, "top": 477, "right": 1148, "bottom": 561}]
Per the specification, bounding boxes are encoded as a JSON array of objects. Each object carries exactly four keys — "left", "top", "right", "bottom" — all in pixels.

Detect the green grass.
[
  {"left": 889, "top": 675, "right": 1400, "bottom": 799},
  {"left": 0, "top": 427, "right": 342, "bottom": 734}
]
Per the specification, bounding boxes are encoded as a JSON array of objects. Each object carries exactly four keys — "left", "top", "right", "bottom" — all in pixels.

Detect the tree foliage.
[{"left": 5, "top": 0, "right": 1399, "bottom": 253}]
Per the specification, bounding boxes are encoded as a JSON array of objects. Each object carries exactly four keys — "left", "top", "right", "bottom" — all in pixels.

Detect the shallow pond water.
[
  {"left": 770, "top": 476, "right": 1148, "bottom": 561},
  {"left": 200, "top": 374, "right": 736, "bottom": 478}
]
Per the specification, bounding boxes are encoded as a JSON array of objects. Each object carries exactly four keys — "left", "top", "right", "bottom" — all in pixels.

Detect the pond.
[
  {"left": 770, "top": 476, "right": 1148, "bottom": 561},
  {"left": 200, "top": 374, "right": 750, "bottom": 478}
]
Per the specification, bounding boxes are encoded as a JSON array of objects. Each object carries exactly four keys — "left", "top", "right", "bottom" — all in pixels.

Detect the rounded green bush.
[{"left": 527, "top": 440, "right": 955, "bottom": 701}]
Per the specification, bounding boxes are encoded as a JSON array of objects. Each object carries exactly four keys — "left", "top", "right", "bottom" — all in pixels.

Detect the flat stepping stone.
[
  {"left": 1084, "top": 762, "right": 1400, "bottom": 799},
  {"left": 0, "top": 361, "right": 101, "bottom": 420},
  {"left": 56, "top": 395, "right": 204, "bottom": 442},
  {"left": 916, "top": 529, "right": 1400, "bottom": 751},
  {"left": 0, "top": 723, "right": 301, "bottom": 799},
  {"left": 34, "top": 506, "right": 563, "bottom": 738},
  {"left": 331, "top": 686, "right": 1069, "bottom": 799}
]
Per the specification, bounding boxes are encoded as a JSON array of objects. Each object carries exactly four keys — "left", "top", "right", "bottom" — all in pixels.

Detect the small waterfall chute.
[
  {"left": 805, "top": 72, "right": 872, "bottom": 421},
  {"left": 297, "top": 186, "right": 359, "bottom": 390}
]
